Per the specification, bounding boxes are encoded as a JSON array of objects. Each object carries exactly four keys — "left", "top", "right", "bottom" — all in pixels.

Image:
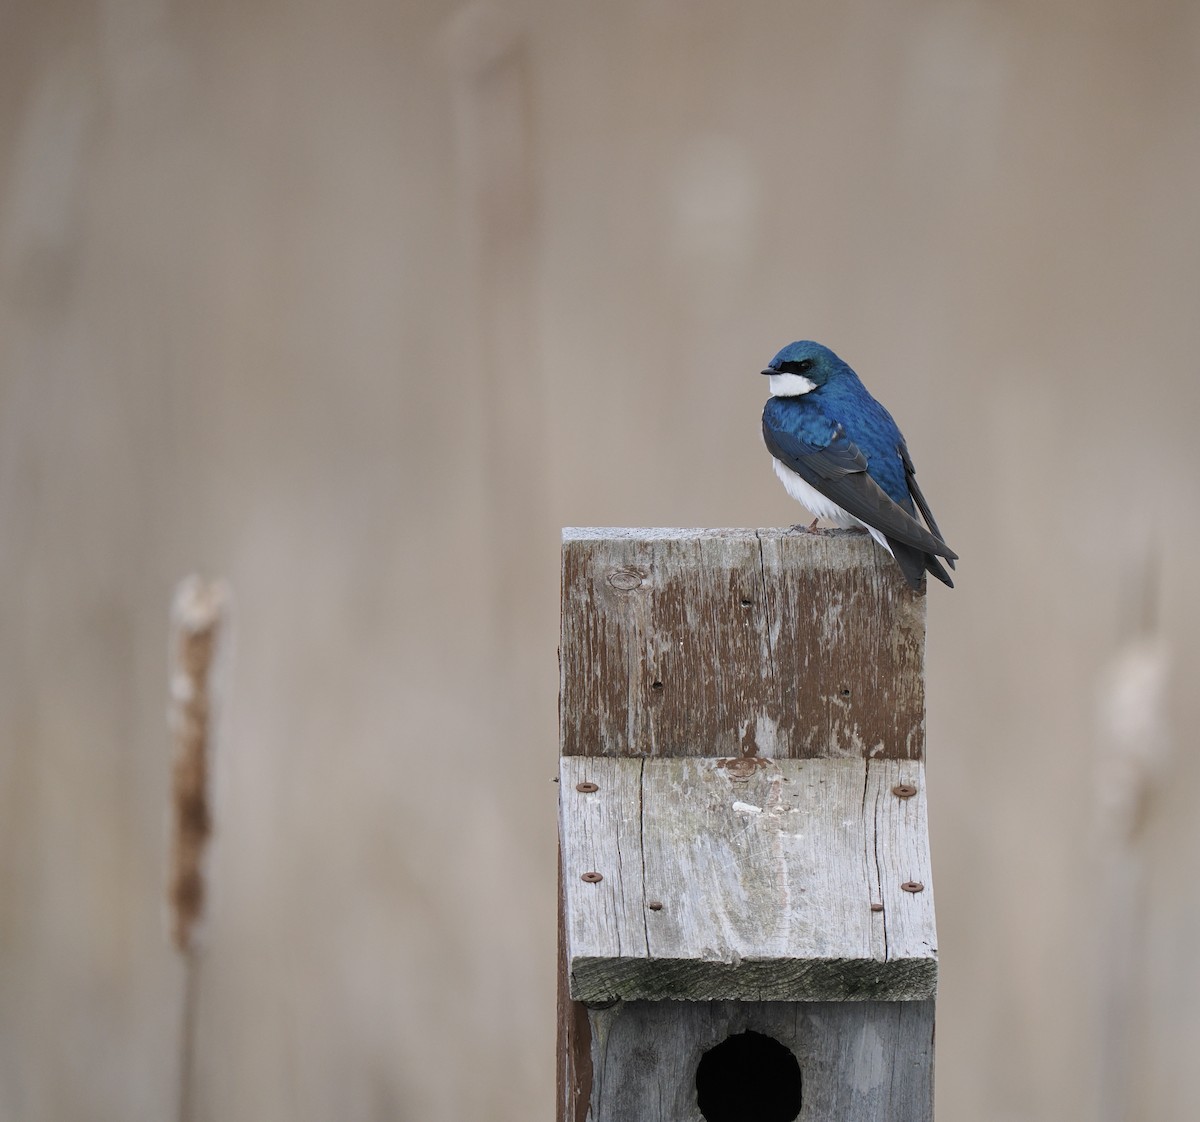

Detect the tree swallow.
[{"left": 761, "top": 340, "right": 957, "bottom": 590}]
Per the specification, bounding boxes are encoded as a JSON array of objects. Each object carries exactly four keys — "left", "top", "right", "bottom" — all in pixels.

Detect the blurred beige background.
[{"left": 3, "top": 1, "right": 1199, "bottom": 1119}]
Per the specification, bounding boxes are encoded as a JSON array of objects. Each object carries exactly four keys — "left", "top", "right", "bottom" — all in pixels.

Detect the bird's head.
[{"left": 760, "top": 340, "right": 849, "bottom": 397}]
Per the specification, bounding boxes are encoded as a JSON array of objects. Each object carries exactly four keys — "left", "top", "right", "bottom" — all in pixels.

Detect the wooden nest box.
[{"left": 557, "top": 528, "right": 937, "bottom": 1122}]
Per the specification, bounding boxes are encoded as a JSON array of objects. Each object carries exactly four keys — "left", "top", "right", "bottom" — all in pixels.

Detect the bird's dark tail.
[{"left": 890, "top": 539, "right": 955, "bottom": 591}]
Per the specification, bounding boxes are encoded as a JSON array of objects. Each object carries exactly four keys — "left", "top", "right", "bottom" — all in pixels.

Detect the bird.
[{"left": 760, "top": 340, "right": 957, "bottom": 590}]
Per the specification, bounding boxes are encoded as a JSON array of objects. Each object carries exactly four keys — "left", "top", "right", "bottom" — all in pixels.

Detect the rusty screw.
[
  {"left": 647, "top": 900, "right": 664, "bottom": 911},
  {"left": 892, "top": 784, "right": 918, "bottom": 799},
  {"left": 870, "top": 903, "right": 884, "bottom": 913},
  {"left": 576, "top": 782, "right": 599, "bottom": 793},
  {"left": 581, "top": 872, "right": 604, "bottom": 884},
  {"left": 901, "top": 881, "right": 925, "bottom": 893}
]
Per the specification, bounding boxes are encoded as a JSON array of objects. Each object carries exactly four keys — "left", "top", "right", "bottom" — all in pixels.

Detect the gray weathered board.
[
  {"left": 560, "top": 527, "right": 926, "bottom": 760},
  {"left": 560, "top": 756, "right": 936, "bottom": 1003},
  {"left": 557, "top": 528, "right": 938, "bottom": 1122},
  {"left": 584, "top": 998, "right": 934, "bottom": 1122}
]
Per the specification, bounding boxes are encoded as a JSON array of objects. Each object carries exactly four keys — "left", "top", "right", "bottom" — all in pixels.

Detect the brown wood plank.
[
  {"left": 556, "top": 849, "right": 592, "bottom": 1122},
  {"left": 560, "top": 527, "right": 925, "bottom": 760},
  {"left": 558, "top": 528, "right": 934, "bottom": 1120}
]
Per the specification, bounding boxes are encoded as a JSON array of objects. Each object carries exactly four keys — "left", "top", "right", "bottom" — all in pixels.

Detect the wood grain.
[
  {"left": 560, "top": 757, "right": 937, "bottom": 1003},
  {"left": 557, "top": 849, "right": 592, "bottom": 1122},
  {"left": 557, "top": 528, "right": 936, "bottom": 1121},
  {"left": 584, "top": 998, "right": 935, "bottom": 1122},
  {"left": 560, "top": 528, "right": 926, "bottom": 760}
]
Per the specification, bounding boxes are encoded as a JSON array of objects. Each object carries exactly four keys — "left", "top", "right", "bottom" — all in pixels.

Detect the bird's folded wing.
[
  {"left": 898, "top": 442, "right": 956, "bottom": 569},
  {"left": 763, "top": 422, "right": 958, "bottom": 560}
]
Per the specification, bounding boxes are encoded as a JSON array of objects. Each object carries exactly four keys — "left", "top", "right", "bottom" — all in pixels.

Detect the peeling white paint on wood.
[
  {"left": 560, "top": 756, "right": 937, "bottom": 1003},
  {"left": 558, "top": 528, "right": 938, "bottom": 1122},
  {"left": 560, "top": 527, "right": 926, "bottom": 760}
]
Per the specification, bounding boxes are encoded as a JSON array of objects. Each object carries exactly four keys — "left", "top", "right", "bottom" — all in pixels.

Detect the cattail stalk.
[
  {"left": 1093, "top": 547, "right": 1170, "bottom": 1122},
  {"left": 167, "top": 576, "right": 229, "bottom": 1122}
]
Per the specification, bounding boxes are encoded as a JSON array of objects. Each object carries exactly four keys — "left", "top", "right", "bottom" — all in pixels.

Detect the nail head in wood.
[
  {"left": 557, "top": 529, "right": 938, "bottom": 1122},
  {"left": 559, "top": 527, "right": 927, "bottom": 760},
  {"left": 718, "top": 758, "right": 765, "bottom": 778},
  {"left": 576, "top": 782, "right": 599, "bottom": 793},
  {"left": 606, "top": 566, "right": 647, "bottom": 591},
  {"left": 560, "top": 755, "right": 936, "bottom": 1003}
]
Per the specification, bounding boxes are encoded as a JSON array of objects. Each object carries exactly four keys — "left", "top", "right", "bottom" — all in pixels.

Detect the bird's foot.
[{"left": 787, "top": 519, "right": 823, "bottom": 534}]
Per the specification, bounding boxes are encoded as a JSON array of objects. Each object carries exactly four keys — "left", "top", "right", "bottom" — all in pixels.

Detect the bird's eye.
[{"left": 778, "top": 358, "right": 814, "bottom": 375}]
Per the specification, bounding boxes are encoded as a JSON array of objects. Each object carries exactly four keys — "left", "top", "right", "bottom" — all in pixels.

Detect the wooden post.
[{"left": 557, "top": 528, "right": 936, "bottom": 1122}]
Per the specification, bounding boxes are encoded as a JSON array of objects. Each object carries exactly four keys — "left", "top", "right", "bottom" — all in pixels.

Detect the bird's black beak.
[{"left": 760, "top": 367, "right": 777, "bottom": 377}]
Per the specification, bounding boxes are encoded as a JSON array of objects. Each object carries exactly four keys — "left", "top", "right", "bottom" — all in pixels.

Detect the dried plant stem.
[
  {"left": 168, "top": 576, "right": 229, "bottom": 1122},
  {"left": 1094, "top": 546, "right": 1168, "bottom": 1122},
  {"left": 176, "top": 949, "right": 203, "bottom": 1122}
]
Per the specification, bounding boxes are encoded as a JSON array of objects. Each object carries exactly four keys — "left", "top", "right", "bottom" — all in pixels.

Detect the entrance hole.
[{"left": 695, "top": 1029, "right": 802, "bottom": 1122}]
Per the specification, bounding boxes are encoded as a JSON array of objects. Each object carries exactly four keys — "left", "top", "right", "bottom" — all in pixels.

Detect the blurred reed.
[{"left": 167, "top": 577, "right": 230, "bottom": 1122}]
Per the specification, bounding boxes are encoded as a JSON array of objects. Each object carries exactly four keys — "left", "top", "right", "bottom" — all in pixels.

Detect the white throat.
[{"left": 767, "top": 372, "right": 817, "bottom": 397}]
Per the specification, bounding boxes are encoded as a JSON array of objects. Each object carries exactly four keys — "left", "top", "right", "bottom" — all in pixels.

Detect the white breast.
[{"left": 771, "top": 459, "right": 894, "bottom": 556}]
